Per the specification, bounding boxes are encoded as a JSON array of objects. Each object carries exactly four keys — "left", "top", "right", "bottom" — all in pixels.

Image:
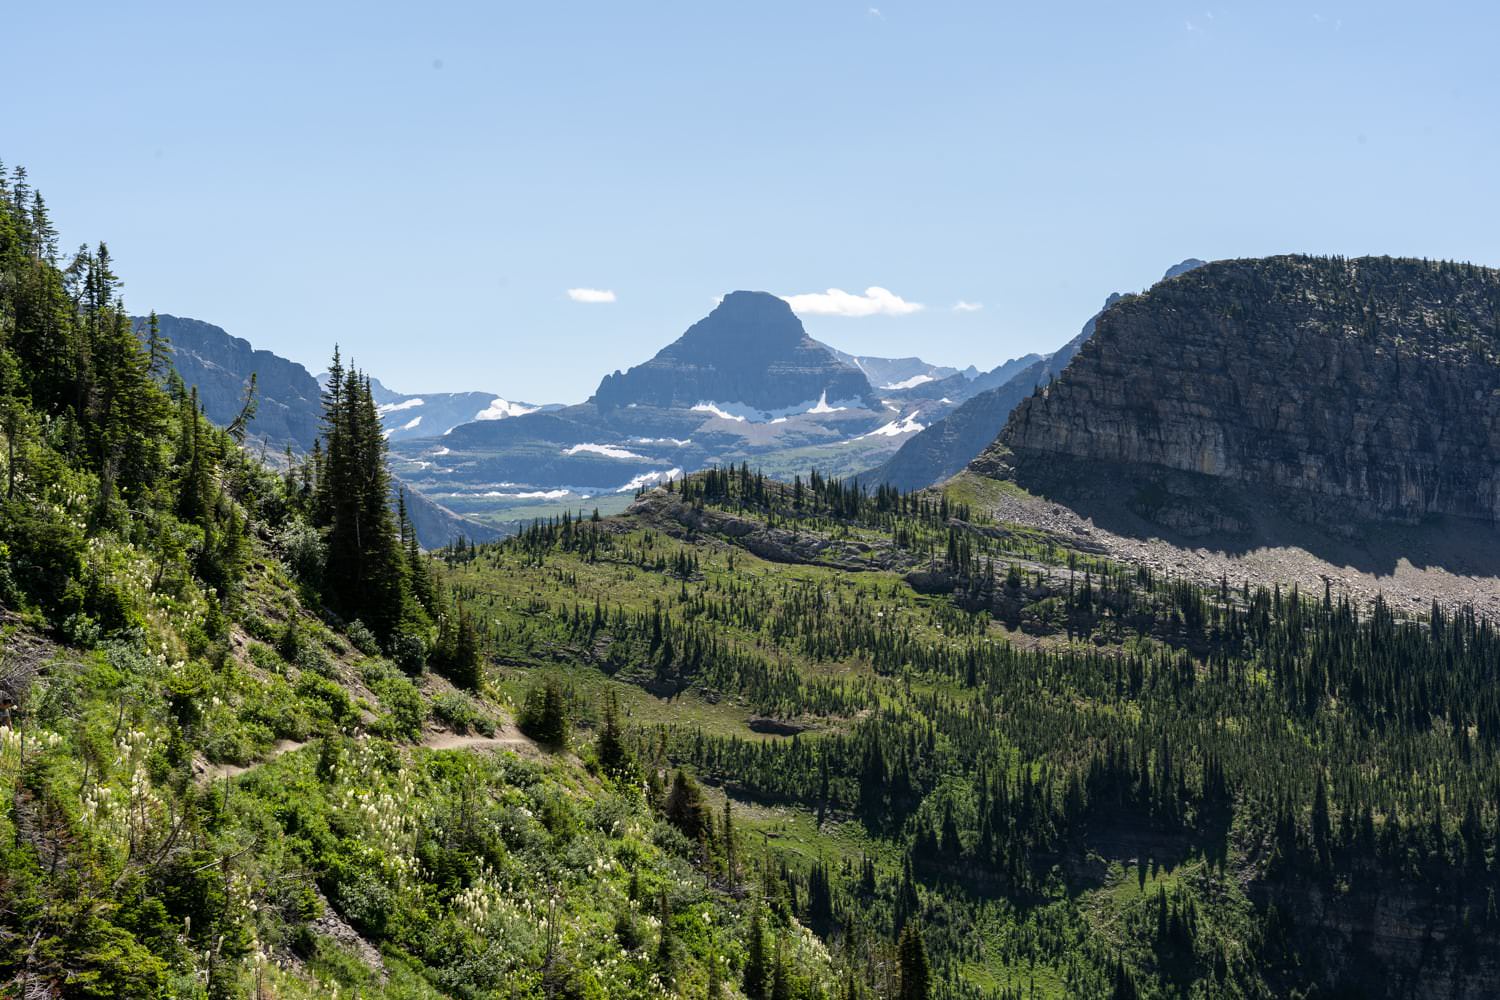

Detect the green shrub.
[
  {"left": 346, "top": 619, "right": 380, "bottom": 656},
  {"left": 61, "top": 611, "right": 101, "bottom": 648},
  {"left": 247, "top": 642, "right": 285, "bottom": 675},
  {"left": 241, "top": 610, "right": 277, "bottom": 643},
  {"left": 370, "top": 667, "right": 424, "bottom": 741},
  {"left": 0, "top": 496, "right": 85, "bottom": 612},
  {"left": 390, "top": 632, "right": 426, "bottom": 675},
  {"left": 0, "top": 541, "right": 19, "bottom": 607},
  {"left": 295, "top": 672, "right": 355, "bottom": 727},
  {"left": 275, "top": 517, "right": 325, "bottom": 587},
  {"left": 432, "top": 690, "right": 492, "bottom": 735}
]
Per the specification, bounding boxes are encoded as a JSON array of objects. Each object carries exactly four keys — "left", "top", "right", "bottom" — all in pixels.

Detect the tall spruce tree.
[{"left": 314, "top": 356, "right": 408, "bottom": 640}]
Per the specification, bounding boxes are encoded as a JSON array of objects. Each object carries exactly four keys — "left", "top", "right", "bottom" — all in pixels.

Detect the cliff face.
[
  {"left": 990, "top": 256, "right": 1500, "bottom": 528},
  {"left": 590, "top": 291, "right": 877, "bottom": 412}
]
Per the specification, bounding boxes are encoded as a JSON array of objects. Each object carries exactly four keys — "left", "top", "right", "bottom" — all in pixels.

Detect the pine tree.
[
  {"left": 743, "top": 905, "right": 769, "bottom": 1000},
  {"left": 897, "top": 924, "right": 930, "bottom": 1000},
  {"left": 315, "top": 357, "right": 408, "bottom": 640},
  {"left": 654, "top": 888, "right": 675, "bottom": 985},
  {"left": 770, "top": 934, "right": 792, "bottom": 1000},
  {"left": 595, "top": 690, "right": 634, "bottom": 780}
]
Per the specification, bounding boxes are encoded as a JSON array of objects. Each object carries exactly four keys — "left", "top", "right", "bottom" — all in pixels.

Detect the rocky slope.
[
  {"left": 856, "top": 310, "right": 1098, "bottom": 490},
  {"left": 984, "top": 255, "right": 1500, "bottom": 530}
]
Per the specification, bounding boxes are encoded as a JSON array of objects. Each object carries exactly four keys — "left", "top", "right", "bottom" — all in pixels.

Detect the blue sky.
[{"left": 6, "top": 1, "right": 1497, "bottom": 402}]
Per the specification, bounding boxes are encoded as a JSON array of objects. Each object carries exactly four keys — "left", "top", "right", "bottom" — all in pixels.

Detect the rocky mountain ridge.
[
  {"left": 984, "top": 255, "right": 1500, "bottom": 531},
  {"left": 132, "top": 313, "right": 323, "bottom": 454}
]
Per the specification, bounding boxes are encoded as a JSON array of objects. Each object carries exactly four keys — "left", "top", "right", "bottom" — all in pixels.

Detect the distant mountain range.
[
  {"left": 387, "top": 291, "right": 1015, "bottom": 517},
  {"left": 821, "top": 348, "right": 971, "bottom": 392},
  {"left": 141, "top": 270, "right": 1209, "bottom": 536}
]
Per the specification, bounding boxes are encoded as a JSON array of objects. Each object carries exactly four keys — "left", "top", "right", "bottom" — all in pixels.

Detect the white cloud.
[
  {"left": 868, "top": 6, "right": 884, "bottom": 18},
  {"left": 781, "top": 286, "right": 923, "bottom": 318},
  {"left": 567, "top": 287, "right": 616, "bottom": 304},
  {"left": 952, "top": 300, "right": 983, "bottom": 313}
]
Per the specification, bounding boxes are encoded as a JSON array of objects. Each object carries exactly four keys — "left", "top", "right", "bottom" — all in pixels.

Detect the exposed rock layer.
[{"left": 988, "top": 256, "right": 1500, "bottom": 527}]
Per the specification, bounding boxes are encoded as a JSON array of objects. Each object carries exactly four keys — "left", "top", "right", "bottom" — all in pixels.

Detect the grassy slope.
[{"left": 2, "top": 527, "right": 826, "bottom": 998}]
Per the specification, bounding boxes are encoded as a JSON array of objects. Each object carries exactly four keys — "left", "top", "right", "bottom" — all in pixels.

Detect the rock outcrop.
[{"left": 983, "top": 255, "right": 1500, "bottom": 529}]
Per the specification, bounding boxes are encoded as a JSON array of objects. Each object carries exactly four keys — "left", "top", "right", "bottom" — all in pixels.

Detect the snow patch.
[
  {"left": 429, "top": 446, "right": 451, "bottom": 456},
  {"left": 564, "top": 443, "right": 649, "bottom": 460},
  {"left": 631, "top": 437, "right": 693, "bottom": 447},
  {"left": 881, "top": 374, "right": 934, "bottom": 390},
  {"left": 477, "top": 489, "right": 572, "bottom": 500},
  {"left": 617, "top": 468, "right": 683, "bottom": 492},
  {"left": 806, "top": 391, "right": 847, "bottom": 414},
  {"left": 692, "top": 394, "right": 865, "bottom": 424},
  {"left": 400, "top": 416, "right": 422, "bottom": 431},
  {"left": 474, "top": 398, "right": 540, "bottom": 422},
  {"left": 377, "top": 398, "right": 425, "bottom": 415},
  {"left": 691, "top": 401, "right": 749, "bottom": 422},
  {"left": 859, "top": 411, "right": 926, "bottom": 438}
]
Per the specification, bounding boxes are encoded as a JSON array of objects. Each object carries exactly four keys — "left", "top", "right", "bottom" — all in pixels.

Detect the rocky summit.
[
  {"left": 590, "top": 290, "right": 878, "bottom": 413},
  {"left": 981, "top": 255, "right": 1500, "bottom": 532}
]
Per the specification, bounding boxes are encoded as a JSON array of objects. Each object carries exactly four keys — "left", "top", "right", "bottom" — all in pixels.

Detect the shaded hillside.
[{"left": 128, "top": 314, "right": 497, "bottom": 547}]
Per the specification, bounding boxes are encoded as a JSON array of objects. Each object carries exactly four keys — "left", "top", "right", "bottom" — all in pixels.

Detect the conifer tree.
[
  {"left": 315, "top": 356, "right": 407, "bottom": 640},
  {"left": 743, "top": 904, "right": 769, "bottom": 1000},
  {"left": 897, "top": 924, "right": 930, "bottom": 1000}
]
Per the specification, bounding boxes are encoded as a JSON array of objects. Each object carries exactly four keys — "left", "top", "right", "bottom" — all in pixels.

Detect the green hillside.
[{"left": 0, "top": 165, "right": 823, "bottom": 998}]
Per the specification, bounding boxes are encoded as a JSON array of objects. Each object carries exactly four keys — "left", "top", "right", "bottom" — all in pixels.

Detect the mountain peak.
[
  {"left": 590, "top": 292, "right": 877, "bottom": 412},
  {"left": 676, "top": 291, "right": 805, "bottom": 352}
]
